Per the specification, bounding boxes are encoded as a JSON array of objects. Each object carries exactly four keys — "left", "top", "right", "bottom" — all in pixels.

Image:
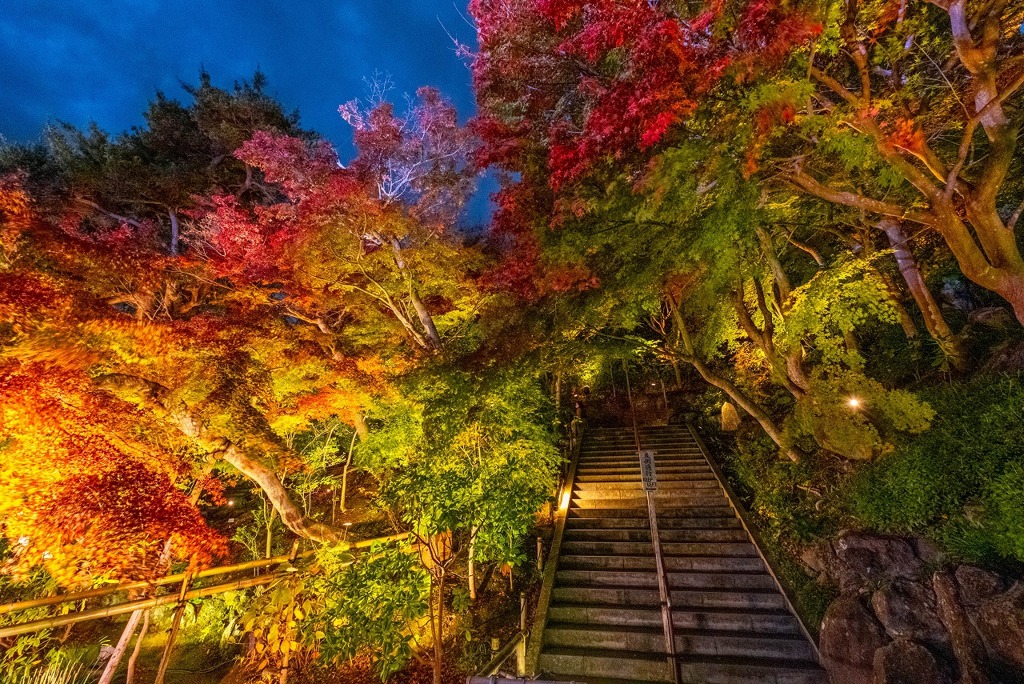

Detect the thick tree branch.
[
  {"left": 95, "top": 373, "right": 343, "bottom": 543},
  {"left": 785, "top": 168, "right": 935, "bottom": 225}
]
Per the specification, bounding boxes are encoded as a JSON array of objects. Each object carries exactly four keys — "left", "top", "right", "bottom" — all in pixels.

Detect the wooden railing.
[{"left": 0, "top": 533, "right": 411, "bottom": 639}]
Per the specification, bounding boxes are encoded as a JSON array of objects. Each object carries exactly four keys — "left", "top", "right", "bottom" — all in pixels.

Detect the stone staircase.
[{"left": 536, "top": 425, "right": 828, "bottom": 684}]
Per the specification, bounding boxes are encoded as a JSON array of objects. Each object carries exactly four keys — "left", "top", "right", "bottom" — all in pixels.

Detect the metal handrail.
[{"left": 624, "top": 364, "right": 679, "bottom": 684}]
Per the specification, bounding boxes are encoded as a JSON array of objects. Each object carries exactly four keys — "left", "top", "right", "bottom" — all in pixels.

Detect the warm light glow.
[
  {"left": 848, "top": 397, "right": 861, "bottom": 409},
  {"left": 227, "top": 499, "right": 235, "bottom": 507},
  {"left": 560, "top": 489, "right": 572, "bottom": 511}
]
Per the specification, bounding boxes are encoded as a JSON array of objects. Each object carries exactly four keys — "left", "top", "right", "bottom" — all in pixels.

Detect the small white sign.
[{"left": 639, "top": 450, "right": 657, "bottom": 491}]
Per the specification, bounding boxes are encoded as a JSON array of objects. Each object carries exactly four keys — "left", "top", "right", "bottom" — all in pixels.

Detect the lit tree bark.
[
  {"left": 96, "top": 373, "right": 343, "bottom": 543},
  {"left": 667, "top": 294, "right": 804, "bottom": 462},
  {"left": 879, "top": 220, "right": 969, "bottom": 370},
  {"left": 168, "top": 208, "right": 180, "bottom": 256},
  {"left": 794, "top": 0, "right": 1024, "bottom": 325}
]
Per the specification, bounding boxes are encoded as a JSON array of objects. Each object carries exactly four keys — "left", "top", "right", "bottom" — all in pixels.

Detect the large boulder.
[
  {"left": 933, "top": 571, "right": 990, "bottom": 684},
  {"left": 825, "top": 532, "right": 925, "bottom": 593},
  {"left": 820, "top": 595, "right": 889, "bottom": 684},
  {"left": 873, "top": 639, "right": 951, "bottom": 684},
  {"left": 974, "top": 582, "right": 1024, "bottom": 673},
  {"left": 955, "top": 565, "right": 1006, "bottom": 607},
  {"left": 871, "top": 579, "right": 947, "bottom": 644}
]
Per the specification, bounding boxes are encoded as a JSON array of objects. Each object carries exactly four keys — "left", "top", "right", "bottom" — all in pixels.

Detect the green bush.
[{"left": 846, "top": 373, "right": 1024, "bottom": 563}]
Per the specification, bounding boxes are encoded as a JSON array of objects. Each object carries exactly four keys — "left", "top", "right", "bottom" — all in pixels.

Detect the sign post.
[{"left": 639, "top": 449, "right": 658, "bottom": 491}]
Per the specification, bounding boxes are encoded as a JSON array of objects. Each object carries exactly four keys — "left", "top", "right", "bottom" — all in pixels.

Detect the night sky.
[{"left": 0, "top": 1, "right": 495, "bottom": 220}]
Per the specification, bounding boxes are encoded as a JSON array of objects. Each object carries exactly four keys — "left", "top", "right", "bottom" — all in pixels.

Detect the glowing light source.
[
  {"left": 227, "top": 499, "right": 235, "bottom": 507},
  {"left": 848, "top": 397, "right": 861, "bottom": 409}
]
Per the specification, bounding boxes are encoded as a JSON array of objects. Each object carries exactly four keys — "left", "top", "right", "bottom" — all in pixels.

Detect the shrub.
[{"left": 846, "top": 373, "right": 1024, "bottom": 563}]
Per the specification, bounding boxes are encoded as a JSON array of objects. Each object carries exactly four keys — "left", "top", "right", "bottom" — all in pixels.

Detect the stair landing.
[{"left": 536, "top": 425, "right": 827, "bottom": 684}]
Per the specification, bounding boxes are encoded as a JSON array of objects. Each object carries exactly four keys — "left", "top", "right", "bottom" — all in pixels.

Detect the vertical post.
[
  {"left": 536, "top": 536, "right": 544, "bottom": 572},
  {"left": 516, "top": 592, "right": 528, "bottom": 676},
  {"left": 154, "top": 569, "right": 192, "bottom": 684},
  {"left": 468, "top": 526, "right": 478, "bottom": 601}
]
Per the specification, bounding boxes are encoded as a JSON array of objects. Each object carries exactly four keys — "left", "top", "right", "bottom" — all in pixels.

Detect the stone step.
[
  {"left": 569, "top": 505, "right": 736, "bottom": 519},
  {"left": 572, "top": 487, "right": 722, "bottom": 501},
  {"left": 557, "top": 554, "right": 765, "bottom": 573},
  {"left": 580, "top": 445, "right": 702, "bottom": 453},
  {"left": 555, "top": 569, "right": 778, "bottom": 591},
  {"left": 547, "top": 604, "right": 801, "bottom": 635},
  {"left": 538, "top": 648, "right": 673, "bottom": 682},
  {"left": 576, "top": 460, "right": 709, "bottom": 470},
  {"left": 552, "top": 586, "right": 790, "bottom": 611},
  {"left": 581, "top": 448, "right": 708, "bottom": 454},
  {"left": 572, "top": 496, "right": 727, "bottom": 509},
  {"left": 676, "top": 658, "right": 828, "bottom": 684},
  {"left": 562, "top": 528, "right": 750, "bottom": 543},
  {"left": 576, "top": 466, "right": 713, "bottom": 477},
  {"left": 578, "top": 452, "right": 705, "bottom": 461},
  {"left": 559, "top": 540, "right": 759, "bottom": 557},
  {"left": 566, "top": 516, "right": 741, "bottom": 530},
  {"left": 544, "top": 624, "right": 817, "bottom": 662},
  {"left": 576, "top": 462, "right": 707, "bottom": 471},
  {"left": 575, "top": 472, "right": 717, "bottom": 483},
  {"left": 575, "top": 479, "right": 720, "bottom": 490}
]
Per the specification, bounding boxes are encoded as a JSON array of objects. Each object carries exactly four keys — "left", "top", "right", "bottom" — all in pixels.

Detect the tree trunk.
[
  {"left": 221, "top": 447, "right": 341, "bottom": 542},
  {"left": 554, "top": 372, "right": 562, "bottom": 416},
  {"left": 880, "top": 220, "right": 969, "bottom": 370},
  {"left": 407, "top": 278, "right": 442, "bottom": 351},
  {"left": 669, "top": 295, "right": 802, "bottom": 462},
  {"left": 468, "top": 526, "right": 478, "bottom": 602},
  {"left": 96, "top": 374, "right": 344, "bottom": 543},
  {"left": 340, "top": 431, "right": 357, "bottom": 514},
  {"left": 264, "top": 504, "right": 276, "bottom": 559},
  {"left": 168, "top": 209, "right": 180, "bottom": 257},
  {"left": 669, "top": 357, "right": 683, "bottom": 389},
  {"left": 98, "top": 608, "right": 145, "bottom": 684},
  {"left": 430, "top": 570, "right": 446, "bottom": 684},
  {"left": 353, "top": 412, "right": 370, "bottom": 442}
]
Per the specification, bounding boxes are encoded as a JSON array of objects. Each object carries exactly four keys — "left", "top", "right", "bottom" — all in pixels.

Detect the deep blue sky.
[{"left": 0, "top": 1, "right": 496, "bottom": 220}]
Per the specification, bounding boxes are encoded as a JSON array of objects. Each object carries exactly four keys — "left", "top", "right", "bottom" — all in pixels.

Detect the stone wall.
[{"left": 804, "top": 531, "right": 1024, "bottom": 684}]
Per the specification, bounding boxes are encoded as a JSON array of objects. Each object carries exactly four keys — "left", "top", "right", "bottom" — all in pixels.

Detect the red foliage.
[
  {"left": 340, "top": 87, "right": 476, "bottom": 230},
  {"left": 472, "top": 0, "right": 819, "bottom": 187},
  {"left": 0, "top": 362, "right": 225, "bottom": 587}
]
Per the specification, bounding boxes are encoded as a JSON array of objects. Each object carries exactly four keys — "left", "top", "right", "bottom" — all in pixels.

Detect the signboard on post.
[{"left": 639, "top": 450, "right": 657, "bottom": 491}]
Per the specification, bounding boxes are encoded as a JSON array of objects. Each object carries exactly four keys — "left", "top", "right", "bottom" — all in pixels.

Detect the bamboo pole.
[
  {"left": 0, "top": 533, "right": 413, "bottom": 638},
  {"left": 97, "top": 608, "right": 144, "bottom": 684},
  {"left": 0, "top": 533, "right": 410, "bottom": 616},
  {"left": 153, "top": 568, "right": 193, "bottom": 684},
  {"left": 125, "top": 609, "right": 150, "bottom": 684}
]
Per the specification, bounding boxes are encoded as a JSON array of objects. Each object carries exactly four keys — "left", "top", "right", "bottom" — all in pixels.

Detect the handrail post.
[{"left": 516, "top": 592, "right": 528, "bottom": 675}]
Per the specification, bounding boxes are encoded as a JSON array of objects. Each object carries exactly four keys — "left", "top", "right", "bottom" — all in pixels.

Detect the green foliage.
[
  {"left": 373, "top": 367, "right": 561, "bottom": 566},
  {"left": 847, "top": 374, "right": 1024, "bottom": 562},
  {"left": 305, "top": 542, "right": 429, "bottom": 680},
  {"left": 10, "top": 661, "right": 87, "bottom": 684},
  {"left": 780, "top": 258, "right": 897, "bottom": 372},
  {"left": 787, "top": 370, "right": 935, "bottom": 460}
]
